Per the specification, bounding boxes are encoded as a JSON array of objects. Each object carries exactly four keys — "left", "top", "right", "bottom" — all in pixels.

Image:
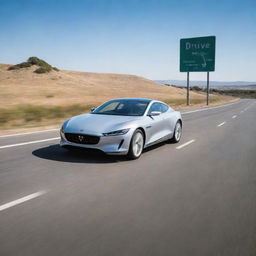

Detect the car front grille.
[{"left": 65, "top": 133, "right": 100, "bottom": 145}]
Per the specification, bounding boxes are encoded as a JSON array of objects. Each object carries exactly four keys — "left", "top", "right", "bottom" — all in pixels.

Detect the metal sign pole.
[
  {"left": 206, "top": 72, "right": 209, "bottom": 105},
  {"left": 187, "top": 72, "right": 190, "bottom": 105}
]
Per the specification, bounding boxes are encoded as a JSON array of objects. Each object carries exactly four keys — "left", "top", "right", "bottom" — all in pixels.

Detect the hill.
[{"left": 0, "top": 63, "right": 234, "bottom": 131}]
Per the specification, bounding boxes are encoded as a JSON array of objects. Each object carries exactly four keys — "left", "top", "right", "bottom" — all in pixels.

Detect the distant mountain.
[{"left": 156, "top": 80, "right": 256, "bottom": 88}]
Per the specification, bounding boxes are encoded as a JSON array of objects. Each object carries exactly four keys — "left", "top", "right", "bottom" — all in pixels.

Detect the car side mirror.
[
  {"left": 148, "top": 111, "right": 161, "bottom": 116},
  {"left": 91, "top": 107, "right": 96, "bottom": 112}
]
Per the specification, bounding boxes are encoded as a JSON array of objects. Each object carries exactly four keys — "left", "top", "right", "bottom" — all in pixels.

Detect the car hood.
[{"left": 64, "top": 113, "right": 142, "bottom": 135}]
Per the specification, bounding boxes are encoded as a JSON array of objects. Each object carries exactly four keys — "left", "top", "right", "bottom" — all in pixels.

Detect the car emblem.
[{"left": 78, "top": 135, "right": 84, "bottom": 142}]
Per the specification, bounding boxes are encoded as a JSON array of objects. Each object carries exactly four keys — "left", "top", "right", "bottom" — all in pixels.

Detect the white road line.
[
  {"left": 0, "top": 191, "right": 47, "bottom": 212},
  {"left": 182, "top": 100, "right": 240, "bottom": 115},
  {"left": 176, "top": 139, "right": 195, "bottom": 149},
  {"left": 0, "top": 137, "right": 60, "bottom": 149},
  {"left": 232, "top": 115, "right": 237, "bottom": 119},
  {"left": 241, "top": 110, "right": 244, "bottom": 113},
  {"left": 217, "top": 122, "right": 226, "bottom": 127},
  {"left": 0, "top": 128, "right": 59, "bottom": 138}
]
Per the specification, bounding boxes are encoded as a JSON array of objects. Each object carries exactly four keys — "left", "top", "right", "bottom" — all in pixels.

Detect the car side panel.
[
  {"left": 163, "top": 110, "right": 179, "bottom": 136},
  {"left": 161, "top": 111, "right": 175, "bottom": 137},
  {"left": 143, "top": 110, "right": 181, "bottom": 146}
]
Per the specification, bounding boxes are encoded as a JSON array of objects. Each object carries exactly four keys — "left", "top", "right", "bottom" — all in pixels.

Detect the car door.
[
  {"left": 145, "top": 102, "right": 166, "bottom": 145},
  {"left": 159, "top": 103, "right": 176, "bottom": 137}
]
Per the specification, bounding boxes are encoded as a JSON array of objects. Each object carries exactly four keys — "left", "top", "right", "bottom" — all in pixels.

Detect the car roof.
[{"left": 110, "top": 98, "right": 154, "bottom": 103}]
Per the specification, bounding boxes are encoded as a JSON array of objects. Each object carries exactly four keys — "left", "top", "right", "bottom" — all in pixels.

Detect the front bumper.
[{"left": 60, "top": 131, "right": 132, "bottom": 155}]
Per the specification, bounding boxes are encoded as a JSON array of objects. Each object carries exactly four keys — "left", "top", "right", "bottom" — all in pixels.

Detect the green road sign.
[{"left": 180, "top": 36, "right": 216, "bottom": 72}]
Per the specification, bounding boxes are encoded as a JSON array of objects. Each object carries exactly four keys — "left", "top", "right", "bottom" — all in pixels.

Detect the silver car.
[{"left": 60, "top": 98, "right": 182, "bottom": 159}]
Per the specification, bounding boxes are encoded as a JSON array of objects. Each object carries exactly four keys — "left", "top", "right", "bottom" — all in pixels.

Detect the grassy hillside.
[{"left": 0, "top": 63, "right": 234, "bottom": 131}]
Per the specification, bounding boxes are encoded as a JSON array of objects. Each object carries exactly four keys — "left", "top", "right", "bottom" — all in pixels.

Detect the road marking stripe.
[
  {"left": 232, "top": 115, "right": 237, "bottom": 119},
  {"left": 0, "top": 128, "right": 59, "bottom": 138},
  {"left": 0, "top": 191, "right": 47, "bottom": 211},
  {"left": 176, "top": 139, "right": 195, "bottom": 149},
  {"left": 182, "top": 100, "right": 240, "bottom": 115},
  {"left": 217, "top": 122, "right": 226, "bottom": 127},
  {"left": 0, "top": 137, "right": 60, "bottom": 149}
]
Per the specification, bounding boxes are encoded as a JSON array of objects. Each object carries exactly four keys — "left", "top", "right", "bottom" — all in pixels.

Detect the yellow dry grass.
[{"left": 0, "top": 64, "right": 226, "bottom": 107}]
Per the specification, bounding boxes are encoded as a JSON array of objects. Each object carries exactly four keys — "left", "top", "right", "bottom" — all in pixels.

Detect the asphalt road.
[{"left": 0, "top": 99, "right": 256, "bottom": 256}]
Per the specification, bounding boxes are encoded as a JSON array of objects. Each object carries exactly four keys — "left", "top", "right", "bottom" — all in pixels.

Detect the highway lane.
[
  {"left": 0, "top": 99, "right": 246, "bottom": 201},
  {"left": 0, "top": 99, "right": 256, "bottom": 255}
]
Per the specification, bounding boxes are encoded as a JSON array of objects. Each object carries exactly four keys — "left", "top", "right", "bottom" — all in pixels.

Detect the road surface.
[{"left": 0, "top": 99, "right": 256, "bottom": 256}]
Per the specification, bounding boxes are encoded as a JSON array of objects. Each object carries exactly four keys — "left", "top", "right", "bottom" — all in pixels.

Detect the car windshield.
[{"left": 92, "top": 99, "right": 150, "bottom": 116}]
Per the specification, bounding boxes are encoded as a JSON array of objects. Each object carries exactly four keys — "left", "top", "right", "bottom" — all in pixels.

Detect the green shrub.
[
  {"left": 34, "top": 66, "right": 51, "bottom": 74},
  {"left": 8, "top": 62, "right": 32, "bottom": 70},
  {"left": 27, "top": 56, "right": 50, "bottom": 67},
  {"left": 8, "top": 56, "right": 59, "bottom": 74},
  {"left": 191, "top": 86, "right": 202, "bottom": 91},
  {"left": 8, "top": 65, "right": 19, "bottom": 70}
]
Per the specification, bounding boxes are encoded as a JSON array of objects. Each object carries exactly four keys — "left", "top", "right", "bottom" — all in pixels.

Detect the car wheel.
[
  {"left": 170, "top": 121, "right": 182, "bottom": 143},
  {"left": 127, "top": 129, "right": 144, "bottom": 159}
]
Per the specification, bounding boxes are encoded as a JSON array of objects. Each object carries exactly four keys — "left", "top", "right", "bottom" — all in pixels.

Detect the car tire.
[
  {"left": 127, "top": 129, "right": 144, "bottom": 160},
  {"left": 170, "top": 121, "right": 182, "bottom": 143}
]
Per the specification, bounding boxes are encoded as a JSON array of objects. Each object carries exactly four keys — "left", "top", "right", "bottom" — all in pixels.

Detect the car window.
[
  {"left": 99, "top": 102, "right": 119, "bottom": 112},
  {"left": 148, "top": 103, "right": 162, "bottom": 113},
  {"left": 160, "top": 103, "right": 169, "bottom": 113},
  {"left": 148, "top": 102, "right": 169, "bottom": 114}
]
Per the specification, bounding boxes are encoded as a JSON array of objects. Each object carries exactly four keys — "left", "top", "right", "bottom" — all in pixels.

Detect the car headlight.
[
  {"left": 60, "top": 119, "right": 70, "bottom": 138},
  {"left": 103, "top": 128, "right": 130, "bottom": 136},
  {"left": 60, "top": 126, "right": 65, "bottom": 138}
]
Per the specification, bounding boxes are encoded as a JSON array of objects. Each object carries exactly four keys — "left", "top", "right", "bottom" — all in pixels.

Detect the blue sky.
[{"left": 0, "top": 0, "right": 255, "bottom": 81}]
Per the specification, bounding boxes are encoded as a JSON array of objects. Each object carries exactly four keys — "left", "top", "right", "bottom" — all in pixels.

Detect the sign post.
[
  {"left": 187, "top": 72, "right": 189, "bottom": 105},
  {"left": 206, "top": 72, "right": 209, "bottom": 105},
  {"left": 180, "top": 36, "right": 215, "bottom": 105}
]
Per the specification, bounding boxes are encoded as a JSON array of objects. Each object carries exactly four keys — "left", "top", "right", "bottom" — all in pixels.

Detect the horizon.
[
  {"left": 1, "top": 0, "right": 256, "bottom": 82},
  {"left": 156, "top": 79, "right": 256, "bottom": 83}
]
